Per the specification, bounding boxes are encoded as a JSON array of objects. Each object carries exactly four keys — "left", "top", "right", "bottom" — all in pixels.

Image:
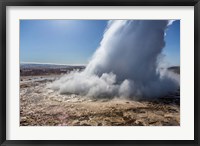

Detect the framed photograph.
[{"left": 0, "top": 0, "right": 199, "bottom": 145}]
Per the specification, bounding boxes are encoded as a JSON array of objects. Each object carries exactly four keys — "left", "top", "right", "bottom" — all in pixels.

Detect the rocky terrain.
[{"left": 20, "top": 64, "right": 180, "bottom": 126}]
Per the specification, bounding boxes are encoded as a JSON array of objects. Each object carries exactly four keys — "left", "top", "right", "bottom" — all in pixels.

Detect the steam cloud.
[{"left": 50, "top": 20, "right": 180, "bottom": 99}]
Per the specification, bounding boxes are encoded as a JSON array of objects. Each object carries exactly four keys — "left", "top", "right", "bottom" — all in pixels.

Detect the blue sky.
[
  {"left": 20, "top": 20, "right": 180, "bottom": 66},
  {"left": 163, "top": 20, "right": 180, "bottom": 66}
]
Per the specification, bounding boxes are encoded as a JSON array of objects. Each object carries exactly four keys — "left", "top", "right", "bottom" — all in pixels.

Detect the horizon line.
[{"left": 20, "top": 62, "right": 87, "bottom": 66}]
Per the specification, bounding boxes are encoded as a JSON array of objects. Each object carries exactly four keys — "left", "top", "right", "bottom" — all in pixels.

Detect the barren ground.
[{"left": 20, "top": 75, "right": 180, "bottom": 126}]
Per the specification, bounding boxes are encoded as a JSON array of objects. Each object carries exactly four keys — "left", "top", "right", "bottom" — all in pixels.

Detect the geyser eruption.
[{"left": 50, "top": 20, "right": 180, "bottom": 99}]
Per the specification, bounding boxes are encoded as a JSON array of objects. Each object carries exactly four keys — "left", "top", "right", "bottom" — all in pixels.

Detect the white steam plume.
[{"left": 50, "top": 20, "right": 180, "bottom": 99}]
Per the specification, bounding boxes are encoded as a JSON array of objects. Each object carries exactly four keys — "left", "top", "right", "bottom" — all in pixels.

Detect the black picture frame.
[{"left": 0, "top": 0, "right": 199, "bottom": 145}]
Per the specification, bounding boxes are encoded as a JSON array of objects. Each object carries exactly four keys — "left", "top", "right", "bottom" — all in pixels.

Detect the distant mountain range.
[
  {"left": 20, "top": 63, "right": 86, "bottom": 76},
  {"left": 20, "top": 63, "right": 85, "bottom": 69},
  {"left": 168, "top": 66, "right": 180, "bottom": 74}
]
